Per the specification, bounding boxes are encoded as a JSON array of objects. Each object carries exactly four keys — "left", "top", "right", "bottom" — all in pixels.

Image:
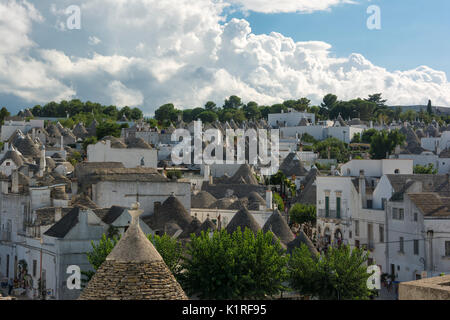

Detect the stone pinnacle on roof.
[
  {"left": 79, "top": 202, "right": 187, "bottom": 300},
  {"left": 107, "top": 203, "right": 162, "bottom": 263}
]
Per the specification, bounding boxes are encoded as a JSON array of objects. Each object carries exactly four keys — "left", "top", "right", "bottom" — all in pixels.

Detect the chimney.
[
  {"left": 12, "top": 170, "right": 19, "bottom": 193},
  {"left": 203, "top": 165, "right": 210, "bottom": 181},
  {"left": 4, "top": 142, "right": 9, "bottom": 151},
  {"left": 359, "top": 170, "right": 366, "bottom": 209},
  {"left": 39, "top": 145, "right": 46, "bottom": 177},
  {"left": 266, "top": 190, "right": 273, "bottom": 210},
  {"left": 55, "top": 207, "right": 62, "bottom": 222},
  {"left": 60, "top": 135, "right": 64, "bottom": 151},
  {"left": 32, "top": 128, "right": 36, "bottom": 140},
  {"left": 209, "top": 174, "right": 213, "bottom": 185},
  {"left": 154, "top": 201, "right": 161, "bottom": 215},
  {"left": 1, "top": 180, "right": 8, "bottom": 194}
]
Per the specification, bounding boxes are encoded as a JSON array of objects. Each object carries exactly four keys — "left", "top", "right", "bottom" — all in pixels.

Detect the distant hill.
[{"left": 389, "top": 105, "right": 450, "bottom": 115}]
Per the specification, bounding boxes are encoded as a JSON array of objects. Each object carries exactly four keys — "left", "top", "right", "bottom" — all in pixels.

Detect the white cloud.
[
  {"left": 108, "top": 81, "right": 144, "bottom": 107},
  {"left": 0, "top": 0, "right": 449, "bottom": 115},
  {"left": 0, "top": 1, "right": 74, "bottom": 103},
  {"left": 88, "top": 36, "right": 102, "bottom": 45},
  {"left": 227, "top": 0, "right": 357, "bottom": 14}
]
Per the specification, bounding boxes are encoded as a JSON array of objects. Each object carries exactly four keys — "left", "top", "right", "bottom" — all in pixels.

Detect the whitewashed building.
[{"left": 87, "top": 139, "right": 158, "bottom": 168}]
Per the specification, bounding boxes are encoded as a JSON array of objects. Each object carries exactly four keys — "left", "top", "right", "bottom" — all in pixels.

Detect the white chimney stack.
[
  {"left": 55, "top": 207, "right": 62, "bottom": 222},
  {"left": 12, "top": 170, "right": 19, "bottom": 193},
  {"left": 266, "top": 190, "right": 273, "bottom": 209},
  {"left": 359, "top": 170, "right": 366, "bottom": 209}
]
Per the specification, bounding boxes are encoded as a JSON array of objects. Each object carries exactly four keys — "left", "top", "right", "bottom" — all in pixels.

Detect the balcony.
[
  {"left": 0, "top": 231, "right": 12, "bottom": 242},
  {"left": 318, "top": 209, "right": 341, "bottom": 219}
]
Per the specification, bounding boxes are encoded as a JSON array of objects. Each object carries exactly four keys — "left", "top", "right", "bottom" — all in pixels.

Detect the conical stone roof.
[
  {"left": 262, "top": 210, "right": 295, "bottom": 245},
  {"left": 79, "top": 203, "right": 187, "bottom": 300},
  {"left": 226, "top": 207, "right": 261, "bottom": 234},
  {"left": 195, "top": 217, "right": 217, "bottom": 236},
  {"left": 191, "top": 191, "right": 216, "bottom": 208},
  {"left": 287, "top": 230, "right": 319, "bottom": 256},
  {"left": 144, "top": 195, "right": 192, "bottom": 231}
]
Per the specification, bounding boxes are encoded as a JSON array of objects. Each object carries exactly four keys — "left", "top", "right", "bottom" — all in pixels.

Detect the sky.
[{"left": 0, "top": 0, "right": 449, "bottom": 116}]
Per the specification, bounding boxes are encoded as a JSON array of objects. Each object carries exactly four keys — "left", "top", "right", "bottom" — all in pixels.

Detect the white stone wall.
[
  {"left": 268, "top": 112, "right": 315, "bottom": 128},
  {"left": 87, "top": 140, "right": 158, "bottom": 168},
  {"left": 91, "top": 180, "right": 191, "bottom": 217}
]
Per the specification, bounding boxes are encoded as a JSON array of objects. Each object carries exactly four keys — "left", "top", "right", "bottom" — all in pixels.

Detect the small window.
[
  {"left": 394, "top": 169, "right": 400, "bottom": 174},
  {"left": 367, "top": 200, "right": 373, "bottom": 209},
  {"left": 355, "top": 240, "right": 360, "bottom": 248},
  {"left": 349, "top": 231, "right": 352, "bottom": 239},
  {"left": 379, "top": 225, "right": 384, "bottom": 243},
  {"left": 414, "top": 212, "right": 418, "bottom": 222},
  {"left": 414, "top": 240, "right": 419, "bottom": 255},
  {"left": 33, "top": 260, "right": 37, "bottom": 277},
  {"left": 399, "top": 237, "right": 404, "bottom": 253},
  {"left": 355, "top": 220, "right": 359, "bottom": 237},
  {"left": 446, "top": 241, "right": 450, "bottom": 257}
]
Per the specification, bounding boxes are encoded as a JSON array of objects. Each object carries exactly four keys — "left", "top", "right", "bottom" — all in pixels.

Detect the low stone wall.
[{"left": 399, "top": 275, "right": 450, "bottom": 300}]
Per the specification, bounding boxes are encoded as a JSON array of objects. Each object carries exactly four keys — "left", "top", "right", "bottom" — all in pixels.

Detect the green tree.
[
  {"left": 369, "top": 130, "right": 405, "bottom": 159},
  {"left": 273, "top": 192, "right": 285, "bottom": 212},
  {"left": 243, "top": 101, "right": 261, "bottom": 120},
  {"left": 155, "top": 103, "right": 180, "bottom": 123},
  {"left": 321, "top": 94, "right": 337, "bottom": 110},
  {"left": 414, "top": 163, "right": 437, "bottom": 174},
  {"left": 365, "top": 93, "right": 387, "bottom": 108},
  {"left": 204, "top": 101, "right": 217, "bottom": 111},
  {"left": 198, "top": 110, "right": 218, "bottom": 123},
  {"left": 289, "top": 203, "right": 316, "bottom": 225},
  {"left": 427, "top": 99, "right": 433, "bottom": 115},
  {"left": 68, "top": 151, "right": 82, "bottom": 166},
  {"left": 96, "top": 120, "right": 122, "bottom": 139},
  {"left": 361, "top": 129, "right": 377, "bottom": 143},
  {"left": 289, "top": 244, "right": 373, "bottom": 300},
  {"left": 0, "top": 107, "right": 10, "bottom": 125},
  {"left": 82, "top": 136, "right": 98, "bottom": 151},
  {"left": 181, "top": 228, "right": 288, "bottom": 299},
  {"left": 130, "top": 107, "right": 143, "bottom": 120},
  {"left": 351, "top": 133, "right": 361, "bottom": 143},
  {"left": 314, "top": 138, "right": 349, "bottom": 163},
  {"left": 148, "top": 234, "right": 184, "bottom": 278},
  {"left": 223, "top": 95, "right": 243, "bottom": 110}
]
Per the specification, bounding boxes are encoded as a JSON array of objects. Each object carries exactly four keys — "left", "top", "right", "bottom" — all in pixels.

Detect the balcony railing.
[
  {"left": 0, "top": 231, "right": 12, "bottom": 242},
  {"left": 318, "top": 209, "right": 341, "bottom": 219}
]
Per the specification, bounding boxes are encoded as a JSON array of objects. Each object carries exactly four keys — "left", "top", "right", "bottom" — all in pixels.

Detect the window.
[
  {"left": 446, "top": 241, "right": 450, "bottom": 257},
  {"left": 414, "top": 212, "right": 418, "bottom": 222},
  {"left": 336, "top": 197, "right": 341, "bottom": 219},
  {"left": 355, "top": 220, "right": 359, "bottom": 237},
  {"left": 33, "top": 260, "right": 37, "bottom": 277},
  {"left": 399, "top": 237, "right": 404, "bottom": 253},
  {"left": 379, "top": 225, "right": 384, "bottom": 243},
  {"left": 392, "top": 208, "right": 404, "bottom": 220},
  {"left": 414, "top": 240, "right": 419, "bottom": 255},
  {"left": 349, "top": 231, "right": 352, "bottom": 239},
  {"left": 367, "top": 200, "right": 373, "bottom": 209},
  {"left": 355, "top": 240, "right": 360, "bottom": 248},
  {"left": 325, "top": 196, "right": 330, "bottom": 217},
  {"left": 392, "top": 208, "right": 398, "bottom": 219},
  {"left": 394, "top": 169, "right": 400, "bottom": 174}
]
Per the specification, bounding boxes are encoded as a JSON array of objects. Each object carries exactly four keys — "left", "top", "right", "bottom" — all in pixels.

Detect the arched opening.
[{"left": 334, "top": 229, "right": 343, "bottom": 246}]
